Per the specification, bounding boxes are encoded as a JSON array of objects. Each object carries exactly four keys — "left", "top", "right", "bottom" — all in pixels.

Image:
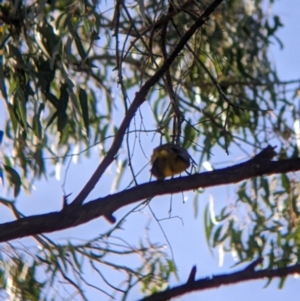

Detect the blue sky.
[{"left": 188, "top": 1, "right": 300, "bottom": 300}]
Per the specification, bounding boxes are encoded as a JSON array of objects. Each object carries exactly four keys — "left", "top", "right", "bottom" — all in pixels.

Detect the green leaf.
[
  {"left": 3, "top": 165, "right": 22, "bottom": 197},
  {"left": 204, "top": 203, "right": 214, "bottom": 249},
  {"left": 0, "top": 56, "right": 7, "bottom": 100},
  {"left": 15, "top": 91, "right": 27, "bottom": 130},
  {"left": 219, "top": 207, "right": 231, "bottom": 221},
  {"left": 278, "top": 276, "right": 286, "bottom": 289},
  {"left": 68, "top": 243, "right": 82, "bottom": 272},
  {"left": 32, "top": 103, "right": 45, "bottom": 139},
  {"left": 281, "top": 174, "right": 290, "bottom": 190},
  {"left": 79, "top": 88, "right": 90, "bottom": 137},
  {"left": 7, "top": 104, "right": 18, "bottom": 134},
  {"left": 213, "top": 225, "right": 223, "bottom": 245},
  {"left": 45, "top": 92, "right": 59, "bottom": 109},
  {"left": 67, "top": 21, "right": 87, "bottom": 61},
  {"left": 32, "top": 148, "right": 46, "bottom": 178},
  {"left": 193, "top": 192, "right": 199, "bottom": 218},
  {"left": 8, "top": 44, "right": 25, "bottom": 66},
  {"left": 57, "top": 84, "right": 69, "bottom": 133},
  {"left": 183, "top": 121, "right": 195, "bottom": 149},
  {"left": 37, "top": 23, "right": 60, "bottom": 56},
  {"left": 57, "top": 245, "right": 68, "bottom": 272},
  {"left": 46, "top": 111, "right": 58, "bottom": 130}
]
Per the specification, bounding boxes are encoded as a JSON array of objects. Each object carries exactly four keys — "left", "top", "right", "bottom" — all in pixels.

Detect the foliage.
[{"left": 0, "top": 0, "right": 300, "bottom": 300}]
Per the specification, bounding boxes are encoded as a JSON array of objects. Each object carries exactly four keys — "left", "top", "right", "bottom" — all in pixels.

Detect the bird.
[{"left": 150, "top": 143, "right": 190, "bottom": 180}]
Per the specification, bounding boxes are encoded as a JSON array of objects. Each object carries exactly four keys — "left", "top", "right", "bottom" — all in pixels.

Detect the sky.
[
  {"left": 184, "top": 1, "right": 300, "bottom": 300},
  {"left": 0, "top": 0, "right": 300, "bottom": 300}
]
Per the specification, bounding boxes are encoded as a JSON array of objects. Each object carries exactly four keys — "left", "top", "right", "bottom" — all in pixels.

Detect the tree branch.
[
  {"left": 1, "top": 145, "right": 300, "bottom": 242},
  {"left": 70, "top": 0, "right": 225, "bottom": 207},
  {"left": 138, "top": 260, "right": 300, "bottom": 301}
]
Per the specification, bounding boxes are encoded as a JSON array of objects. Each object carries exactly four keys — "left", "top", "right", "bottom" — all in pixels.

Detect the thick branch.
[
  {"left": 138, "top": 260, "right": 300, "bottom": 301},
  {"left": 70, "top": 0, "right": 225, "bottom": 207},
  {"left": 0, "top": 146, "right": 300, "bottom": 242}
]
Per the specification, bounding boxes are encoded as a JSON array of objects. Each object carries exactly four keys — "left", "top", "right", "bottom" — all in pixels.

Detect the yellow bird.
[{"left": 150, "top": 143, "right": 190, "bottom": 180}]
